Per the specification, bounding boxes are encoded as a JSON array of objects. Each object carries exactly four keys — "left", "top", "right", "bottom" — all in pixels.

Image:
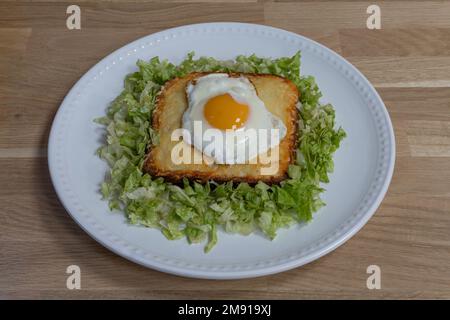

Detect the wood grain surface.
[{"left": 1, "top": 1, "right": 449, "bottom": 299}]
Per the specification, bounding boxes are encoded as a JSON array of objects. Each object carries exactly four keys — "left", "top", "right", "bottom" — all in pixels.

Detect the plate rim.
[{"left": 48, "top": 22, "right": 396, "bottom": 279}]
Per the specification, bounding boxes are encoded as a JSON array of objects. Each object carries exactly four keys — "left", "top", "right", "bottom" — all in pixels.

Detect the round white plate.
[{"left": 48, "top": 22, "right": 395, "bottom": 279}]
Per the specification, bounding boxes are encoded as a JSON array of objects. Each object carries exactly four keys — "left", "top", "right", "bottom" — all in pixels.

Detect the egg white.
[{"left": 182, "top": 74, "right": 286, "bottom": 164}]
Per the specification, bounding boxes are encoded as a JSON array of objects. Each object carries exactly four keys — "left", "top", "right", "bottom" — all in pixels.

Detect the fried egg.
[{"left": 182, "top": 73, "right": 287, "bottom": 164}]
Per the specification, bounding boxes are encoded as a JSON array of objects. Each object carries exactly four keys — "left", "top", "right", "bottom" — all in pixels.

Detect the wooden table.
[{"left": 1, "top": 1, "right": 449, "bottom": 299}]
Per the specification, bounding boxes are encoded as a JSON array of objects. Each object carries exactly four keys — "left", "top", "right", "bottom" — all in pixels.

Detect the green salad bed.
[{"left": 95, "top": 52, "right": 346, "bottom": 252}]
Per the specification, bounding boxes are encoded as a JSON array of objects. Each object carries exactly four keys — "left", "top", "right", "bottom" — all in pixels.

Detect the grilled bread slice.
[{"left": 144, "top": 72, "right": 299, "bottom": 184}]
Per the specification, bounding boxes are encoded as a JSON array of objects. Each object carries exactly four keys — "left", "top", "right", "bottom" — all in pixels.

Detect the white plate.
[{"left": 48, "top": 22, "right": 395, "bottom": 279}]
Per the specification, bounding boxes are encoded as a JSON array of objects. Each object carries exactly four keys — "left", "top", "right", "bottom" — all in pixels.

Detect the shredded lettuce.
[{"left": 96, "top": 51, "right": 346, "bottom": 252}]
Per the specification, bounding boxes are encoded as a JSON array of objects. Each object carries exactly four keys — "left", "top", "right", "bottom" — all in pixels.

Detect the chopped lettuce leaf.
[{"left": 95, "top": 51, "right": 346, "bottom": 252}]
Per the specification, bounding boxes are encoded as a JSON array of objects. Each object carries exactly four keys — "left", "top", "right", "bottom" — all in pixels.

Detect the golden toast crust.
[{"left": 144, "top": 72, "right": 299, "bottom": 184}]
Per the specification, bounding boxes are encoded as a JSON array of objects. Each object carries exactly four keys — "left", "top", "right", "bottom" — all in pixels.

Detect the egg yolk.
[{"left": 203, "top": 94, "right": 249, "bottom": 130}]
